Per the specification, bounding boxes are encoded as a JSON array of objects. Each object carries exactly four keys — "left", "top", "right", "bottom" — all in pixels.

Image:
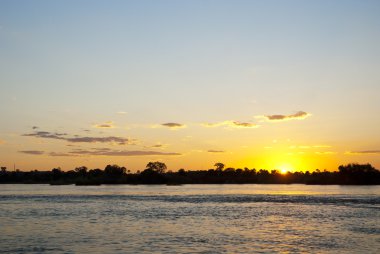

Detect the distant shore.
[{"left": 1, "top": 163, "right": 379, "bottom": 185}]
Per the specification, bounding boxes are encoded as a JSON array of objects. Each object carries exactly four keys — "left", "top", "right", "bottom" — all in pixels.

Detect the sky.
[{"left": 0, "top": 0, "right": 380, "bottom": 172}]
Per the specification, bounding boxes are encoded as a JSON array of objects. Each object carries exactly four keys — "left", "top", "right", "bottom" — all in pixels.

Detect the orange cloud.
[
  {"left": 20, "top": 148, "right": 182, "bottom": 157},
  {"left": 208, "top": 150, "right": 225, "bottom": 153},
  {"left": 260, "top": 111, "right": 311, "bottom": 122},
  {"left": 22, "top": 130, "right": 132, "bottom": 145},
  {"left": 345, "top": 150, "right": 380, "bottom": 155},
  {"left": 315, "top": 151, "right": 337, "bottom": 155},
  {"left": 202, "top": 121, "right": 258, "bottom": 128},
  {"left": 69, "top": 149, "right": 181, "bottom": 156},
  {"left": 161, "top": 123, "right": 186, "bottom": 129},
  {"left": 93, "top": 121, "right": 115, "bottom": 128},
  {"left": 19, "top": 150, "right": 44, "bottom": 155}
]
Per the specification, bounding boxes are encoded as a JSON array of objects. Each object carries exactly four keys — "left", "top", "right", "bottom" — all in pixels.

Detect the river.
[{"left": 0, "top": 184, "right": 379, "bottom": 253}]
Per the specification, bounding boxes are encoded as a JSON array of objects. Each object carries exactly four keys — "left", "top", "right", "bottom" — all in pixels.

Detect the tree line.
[{"left": 0, "top": 162, "right": 379, "bottom": 185}]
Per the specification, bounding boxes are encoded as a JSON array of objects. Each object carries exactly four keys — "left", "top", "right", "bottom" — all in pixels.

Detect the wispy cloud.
[
  {"left": 66, "top": 136, "right": 129, "bottom": 145},
  {"left": 289, "top": 145, "right": 331, "bottom": 149},
  {"left": 93, "top": 121, "right": 115, "bottom": 128},
  {"left": 147, "top": 143, "right": 168, "bottom": 149},
  {"left": 117, "top": 111, "right": 127, "bottom": 115},
  {"left": 23, "top": 131, "right": 67, "bottom": 140},
  {"left": 259, "top": 111, "right": 311, "bottom": 122},
  {"left": 20, "top": 147, "right": 181, "bottom": 157},
  {"left": 313, "top": 145, "right": 331, "bottom": 148},
  {"left": 315, "top": 151, "right": 337, "bottom": 155},
  {"left": 207, "top": 150, "right": 225, "bottom": 153},
  {"left": 49, "top": 152, "right": 78, "bottom": 157},
  {"left": 22, "top": 130, "right": 131, "bottom": 145},
  {"left": 231, "top": 121, "right": 258, "bottom": 128},
  {"left": 70, "top": 149, "right": 181, "bottom": 156},
  {"left": 19, "top": 150, "right": 44, "bottom": 155},
  {"left": 161, "top": 123, "right": 186, "bottom": 129},
  {"left": 345, "top": 150, "right": 380, "bottom": 155},
  {"left": 202, "top": 121, "right": 258, "bottom": 129}
]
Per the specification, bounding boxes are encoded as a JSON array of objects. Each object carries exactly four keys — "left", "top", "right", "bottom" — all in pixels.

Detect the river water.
[{"left": 0, "top": 184, "right": 379, "bottom": 253}]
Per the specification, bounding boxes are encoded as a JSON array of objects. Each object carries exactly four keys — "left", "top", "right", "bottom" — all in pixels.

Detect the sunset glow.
[{"left": 0, "top": 1, "right": 379, "bottom": 172}]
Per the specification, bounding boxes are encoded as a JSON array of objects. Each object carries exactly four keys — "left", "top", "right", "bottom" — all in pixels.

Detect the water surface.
[{"left": 0, "top": 184, "right": 379, "bottom": 253}]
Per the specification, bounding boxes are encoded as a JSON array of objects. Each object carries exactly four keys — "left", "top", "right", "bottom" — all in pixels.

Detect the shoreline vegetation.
[{"left": 0, "top": 162, "right": 379, "bottom": 186}]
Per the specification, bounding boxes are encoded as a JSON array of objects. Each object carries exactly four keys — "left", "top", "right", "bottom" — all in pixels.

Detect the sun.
[{"left": 277, "top": 163, "right": 293, "bottom": 174}]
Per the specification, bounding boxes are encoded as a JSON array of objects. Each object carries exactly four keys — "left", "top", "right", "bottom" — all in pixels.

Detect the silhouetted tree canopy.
[
  {"left": 145, "top": 161, "right": 167, "bottom": 174},
  {"left": 214, "top": 162, "right": 225, "bottom": 171},
  {"left": 75, "top": 166, "right": 88, "bottom": 176},
  {"left": 338, "top": 163, "right": 376, "bottom": 174},
  {"left": 0, "top": 162, "right": 379, "bottom": 185},
  {"left": 104, "top": 164, "right": 126, "bottom": 176}
]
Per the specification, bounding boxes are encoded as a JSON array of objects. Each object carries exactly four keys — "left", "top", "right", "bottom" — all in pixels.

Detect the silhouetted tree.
[
  {"left": 338, "top": 163, "right": 379, "bottom": 184},
  {"left": 88, "top": 168, "right": 103, "bottom": 177},
  {"left": 51, "top": 167, "right": 63, "bottom": 181},
  {"left": 338, "top": 163, "right": 376, "bottom": 174},
  {"left": 145, "top": 161, "right": 167, "bottom": 174},
  {"left": 75, "top": 166, "right": 88, "bottom": 177},
  {"left": 214, "top": 162, "right": 225, "bottom": 171},
  {"left": 104, "top": 164, "right": 126, "bottom": 177},
  {"left": 1, "top": 162, "right": 379, "bottom": 185}
]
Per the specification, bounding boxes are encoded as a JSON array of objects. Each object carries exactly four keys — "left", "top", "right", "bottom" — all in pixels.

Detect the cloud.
[
  {"left": 346, "top": 150, "right": 380, "bottom": 155},
  {"left": 19, "top": 150, "right": 44, "bottom": 155},
  {"left": 69, "top": 149, "right": 181, "bottom": 156},
  {"left": 202, "top": 121, "right": 258, "bottom": 128},
  {"left": 19, "top": 146, "right": 181, "bottom": 157},
  {"left": 93, "top": 121, "right": 115, "bottom": 128},
  {"left": 231, "top": 121, "right": 258, "bottom": 128},
  {"left": 144, "top": 143, "right": 168, "bottom": 149},
  {"left": 23, "top": 131, "right": 67, "bottom": 140},
  {"left": 289, "top": 145, "right": 332, "bottom": 149},
  {"left": 32, "top": 126, "right": 39, "bottom": 130},
  {"left": 117, "top": 111, "right": 127, "bottom": 115},
  {"left": 92, "top": 147, "right": 112, "bottom": 151},
  {"left": 202, "top": 122, "right": 226, "bottom": 128},
  {"left": 289, "top": 145, "right": 310, "bottom": 149},
  {"left": 22, "top": 131, "right": 131, "bottom": 145},
  {"left": 207, "top": 150, "right": 225, "bottom": 153},
  {"left": 0, "top": 139, "right": 5, "bottom": 145},
  {"left": 313, "top": 145, "right": 331, "bottom": 148},
  {"left": 161, "top": 123, "right": 186, "bottom": 129},
  {"left": 66, "top": 136, "right": 129, "bottom": 145},
  {"left": 315, "top": 151, "right": 337, "bottom": 155},
  {"left": 260, "top": 111, "right": 311, "bottom": 121},
  {"left": 49, "top": 152, "right": 77, "bottom": 157}
]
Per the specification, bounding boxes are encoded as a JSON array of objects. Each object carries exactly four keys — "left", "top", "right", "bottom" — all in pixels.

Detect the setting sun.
[{"left": 277, "top": 163, "right": 294, "bottom": 174}]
